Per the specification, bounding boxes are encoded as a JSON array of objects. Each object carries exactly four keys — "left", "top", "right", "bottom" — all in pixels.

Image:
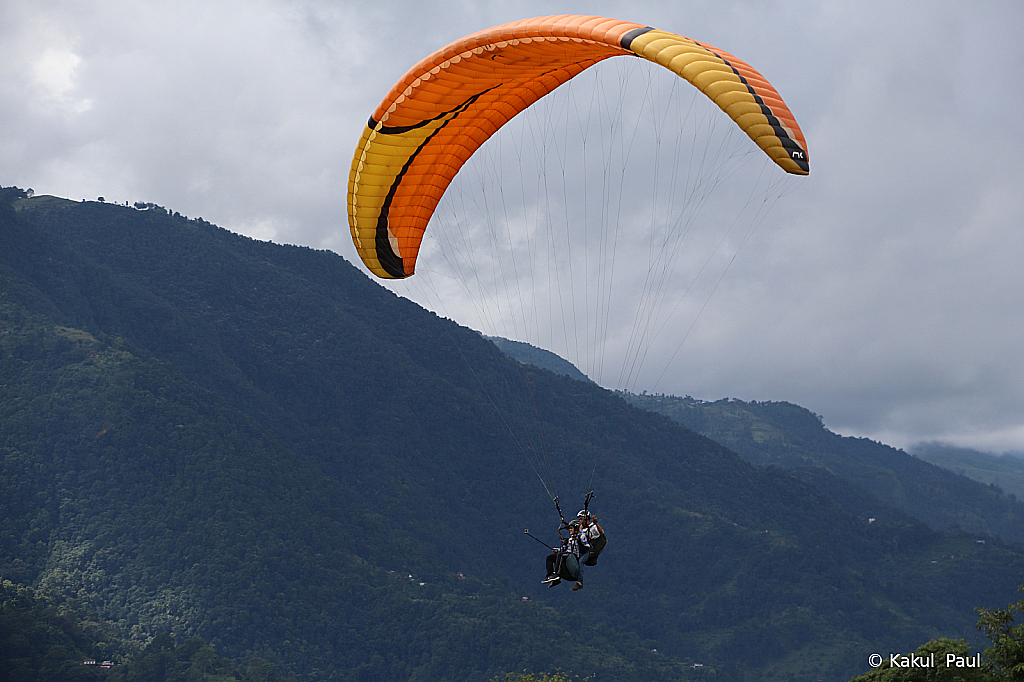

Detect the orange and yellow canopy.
[{"left": 348, "top": 15, "right": 809, "bottom": 279}]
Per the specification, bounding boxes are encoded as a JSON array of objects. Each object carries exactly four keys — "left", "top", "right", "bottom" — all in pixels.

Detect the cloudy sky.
[{"left": 3, "top": 0, "right": 1022, "bottom": 454}]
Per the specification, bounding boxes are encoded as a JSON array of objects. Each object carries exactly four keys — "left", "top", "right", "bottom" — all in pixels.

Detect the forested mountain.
[
  {"left": 3, "top": 187, "right": 1023, "bottom": 681},
  {"left": 488, "top": 342, "right": 1024, "bottom": 546},
  {"left": 624, "top": 394, "right": 1024, "bottom": 544}
]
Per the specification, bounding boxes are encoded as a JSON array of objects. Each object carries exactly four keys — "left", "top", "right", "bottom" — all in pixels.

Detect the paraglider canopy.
[{"left": 347, "top": 14, "right": 809, "bottom": 280}]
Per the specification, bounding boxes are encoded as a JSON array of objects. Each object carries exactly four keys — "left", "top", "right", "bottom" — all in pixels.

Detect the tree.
[
  {"left": 848, "top": 588, "right": 1024, "bottom": 682},
  {"left": 977, "top": 587, "right": 1024, "bottom": 681},
  {"left": 241, "top": 657, "right": 283, "bottom": 682}
]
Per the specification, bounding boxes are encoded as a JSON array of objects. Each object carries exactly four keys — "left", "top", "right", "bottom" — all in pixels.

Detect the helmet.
[{"left": 577, "top": 510, "right": 589, "bottom": 519}]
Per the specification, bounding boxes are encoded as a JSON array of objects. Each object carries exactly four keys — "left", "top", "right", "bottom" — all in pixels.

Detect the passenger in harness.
[{"left": 542, "top": 519, "right": 589, "bottom": 590}]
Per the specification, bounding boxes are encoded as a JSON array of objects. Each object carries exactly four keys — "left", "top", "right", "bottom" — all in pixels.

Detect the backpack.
[{"left": 583, "top": 531, "right": 607, "bottom": 566}]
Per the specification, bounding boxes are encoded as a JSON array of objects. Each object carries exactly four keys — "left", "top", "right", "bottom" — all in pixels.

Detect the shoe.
[
  {"left": 547, "top": 579, "right": 561, "bottom": 588},
  {"left": 541, "top": 575, "right": 557, "bottom": 584},
  {"left": 571, "top": 581, "right": 584, "bottom": 591}
]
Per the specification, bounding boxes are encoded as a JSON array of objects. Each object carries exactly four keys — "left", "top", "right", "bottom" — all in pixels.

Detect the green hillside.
[
  {"left": 0, "top": 577, "right": 272, "bottom": 682},
  {"left": 624, "top": 394, "right": 1024, "bottom": 544},
  {"left": 3, "top": 187, "right": 1023, "bottom": 681}
]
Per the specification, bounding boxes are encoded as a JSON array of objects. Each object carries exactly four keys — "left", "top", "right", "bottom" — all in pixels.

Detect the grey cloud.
[{"left": 2, "top": 0, "right": 1022, "bottom": 452}]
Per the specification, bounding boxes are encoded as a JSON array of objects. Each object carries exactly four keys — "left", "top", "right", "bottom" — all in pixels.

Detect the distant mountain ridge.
[
  {"left": 911, "top": 442, "right": 1024, "bottom": 501},
  {"left": 622, "top": 394, "right": 1024, "bottom": 544},
  {"left": 485, "top": 335, "right": 593, "bottom": 383},
  {"left": 488, "top": 332, "right": 1024, "bottom": 544},
  {"left": 3, "top": 186, "right": 1024, "bottom": 681}
]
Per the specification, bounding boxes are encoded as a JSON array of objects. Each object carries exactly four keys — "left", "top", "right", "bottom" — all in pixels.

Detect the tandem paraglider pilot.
[
  {"left": 542, "top": 510, "right": 606, "bottom": 591},
  {"left": 579, "top": 510, "right": 606, "bottom": 566}
]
